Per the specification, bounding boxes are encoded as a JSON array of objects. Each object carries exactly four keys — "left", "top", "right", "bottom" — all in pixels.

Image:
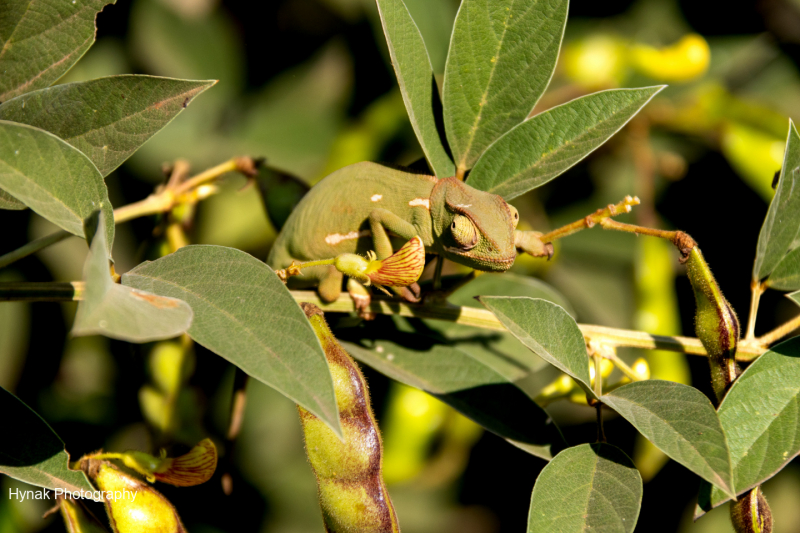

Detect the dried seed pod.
[
  {"left": 298, "top": 303, "right": 400, "bottom": 533},
  {"left": 683, "top": 245, "right": 740, "bottom": 403},
  {"left": 730, "top": 486, "right": 773, "bottom": 533},
  {"left": 84, "top": 459, "right": 187, "bottom": 533}
]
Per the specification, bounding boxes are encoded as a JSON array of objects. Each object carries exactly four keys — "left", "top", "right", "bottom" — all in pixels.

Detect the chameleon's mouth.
[{"left": 443, "top": 247, "right": 516, "bottom": 271}]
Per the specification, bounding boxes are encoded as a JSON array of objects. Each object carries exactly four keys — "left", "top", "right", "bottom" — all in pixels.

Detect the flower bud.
[
  {"left": 630, "top": 34, "right": 710, "bottom": 82},
  {"left": 119, "top": 439, "right": 217, "bottom": 487},
  {"left": 684, "top": 245, "right": 740, "bottom": 403},
  {"left": 730, "top": 486, "right": 773, "bottom": 533},
  {"left": 85, "top": 460, "right": 187, "bottom": 533}
]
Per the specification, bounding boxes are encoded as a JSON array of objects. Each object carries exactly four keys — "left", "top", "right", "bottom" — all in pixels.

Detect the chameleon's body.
[{"left": 267, "top": 161, "right": 520, "bottom": 302}]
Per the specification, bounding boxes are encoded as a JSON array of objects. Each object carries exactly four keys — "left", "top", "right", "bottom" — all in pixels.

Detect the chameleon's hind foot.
[
  {"left": 347, "top": 279, "right": 375, "bottom": 320},
  {"left": 395, "top": 283, "right": 421, "bottom": 303}
]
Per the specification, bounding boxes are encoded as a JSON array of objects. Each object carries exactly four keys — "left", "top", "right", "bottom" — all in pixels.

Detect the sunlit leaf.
[
  {"left": 765, "top": 246, "right": 800, "bottom": 291},
  {"left": 479, "top": 296, "right": 593, "bottom": 396},
  {"left": 122, "top": 245, "right": 342, "bottom": 437},
  {"left": 698, "top": 337, "right": 800, "bottom": 513},
  {"left": 0, "top": 386, "right": 98, "bottom": 498},
  {"left": 377, "top": 0, "right": 454, "bottom": 178},
  {"left": 0, "top": 76, "right": 215, "bottom": 176},
  {"left": 0, "top": 121, "right": 113, "bottom": 247},
  {"left": 753, "top": 120, "right": 800, "bottom": 281},
  {"left": 0, "top": 0, "right": 114, "bottom": 101},
  {"left": 601, "top": 380, "right": 734, "bottom": 498},
  {"left": 528, "top": 443, "right": 642, "bottom": 533},
  {"left": 339, "top": 317, "right": 564, "bottom": 460},
  {"left": 467, "top": 87, "right": 664, "bottom": 199},
  {"left": 443, "top": 0, "right": 568, "bottom": 172},
  {"left": 72, "top": 213, "right": 193, "bottom": 342}
]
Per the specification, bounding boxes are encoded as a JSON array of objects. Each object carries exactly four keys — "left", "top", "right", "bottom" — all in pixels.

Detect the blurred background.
[{"left": 2, "top": 0, "right": 800, "bottom": 531}]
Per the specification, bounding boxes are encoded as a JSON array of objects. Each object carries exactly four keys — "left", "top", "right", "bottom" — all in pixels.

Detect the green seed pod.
[
  {"left": 298, "top": 303, "right": 400, "bottom": 533},
  {"left": 84, "top": 459, "right": 187, "bottom": 533},
  {"left": 683, "top": 244, "right": 740, "bottom": 403},
  {"left": 730, "top": 486, "right": 773, "bottom": 533}
]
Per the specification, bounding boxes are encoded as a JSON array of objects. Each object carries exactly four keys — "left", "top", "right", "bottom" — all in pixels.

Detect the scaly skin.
[{"left": 267, "top": 161, "right": 519, "bottom": 302}]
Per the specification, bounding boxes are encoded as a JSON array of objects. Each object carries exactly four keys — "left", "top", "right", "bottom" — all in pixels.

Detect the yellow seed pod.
[
  {"left": 562, "top": 34, "right": 627, "bottom": 89},
  {"left": 720, "top": 121, "right": 785, "bottom": 201},
  {"left": 298, "top": 303, "right": 400, "bottom": 533},
  {"left": 86, "top": 460, "right": 187, "bottom": 533},
  {"left": 630, "top": 34, "right": 710, "bottom": 82},
  {"left": 148, "top": 342, "right": 185, "bottom": 396}
]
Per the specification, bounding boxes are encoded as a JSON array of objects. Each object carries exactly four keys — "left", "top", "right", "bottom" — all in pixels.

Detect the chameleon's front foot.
[{"left": 515, "top": 231, "right": 554, "bottom": 260}]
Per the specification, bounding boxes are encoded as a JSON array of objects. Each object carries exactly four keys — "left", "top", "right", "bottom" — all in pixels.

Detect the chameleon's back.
[{"left": 267, "top": 161, "right": 437, "bottom": 270}]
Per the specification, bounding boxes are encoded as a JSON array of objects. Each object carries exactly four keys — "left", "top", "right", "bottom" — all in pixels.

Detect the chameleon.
[{"left": 267, "top": 161, "right": 552, "bottom": 306}]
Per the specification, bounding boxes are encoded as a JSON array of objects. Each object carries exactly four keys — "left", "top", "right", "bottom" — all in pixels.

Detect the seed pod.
[
  {"left": 84, "top": 459, "right": 187, "bottom": 533},
  {"left": 730, "top": 486, "right": 773, "bottom": 533},
  {"left": 59, "top": 496, "right": 109, "bottom": 533},
  {"left": 298, "top": 303, "right": 400, "bottom": 533},
  {"left": 683, "top": 244, "right": 740, "bottom": 403}
]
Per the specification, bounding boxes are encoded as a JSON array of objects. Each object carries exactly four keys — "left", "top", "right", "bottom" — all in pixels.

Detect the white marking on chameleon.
[
  {"left": 325, "top": 230, "right": 371, "bottom": 245},
  {"left": 454, "top": 204, "right": 472, "bottom": 208},
  {"left": 408, "top": 198, "right": 430, "bottom": 209},
  {"left": 371, "top": 194, "right": 383, "bottom": 202}
]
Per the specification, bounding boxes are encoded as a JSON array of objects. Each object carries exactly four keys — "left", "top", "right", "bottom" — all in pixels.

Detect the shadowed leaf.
[
  {"left": 528, "top": 443, "right": 642, "bottom": 533},
  {"left": 0, "top": 0, "right": 115, "bottom": 101},
  {"left": 698, "top": 337, "right": 800, "bottom": 514},
  {"left": 479, "top": 296, "right": 593, "bottom": 396},
  {"left": 72, "top": 212, "right": 193, "bottom": 342},
  {"left": 467, "top": 87, "right": 664, "bottom": 199},
  {"left": 754, "top": 120, "right": 800, "bottom": 281},
  {"left": 122, "top": 245, "right": 342, "bottom": 437},
  {"left": 0, "top": 386, "right": 98, "bottom": 498},
  {"left": 0, "top": 76, "right": 215, "bottom": 176},
  {"left": 443, "top": 0, "right": 568, "bottom": 172},
  {"left": 0, "top": 121, "right": 113, "bottom": 247},
  {"left": 601, "top": 380, "right": 734, "bottom": 498},
  {"left": 0, "top": 189, "right": 25, "bottom": 210},
  {"left": 377, "top": 0, "right": 454, "bottom": 177},
  {"left": 765, "top": 246, "right": 800, "bottom": 291}
]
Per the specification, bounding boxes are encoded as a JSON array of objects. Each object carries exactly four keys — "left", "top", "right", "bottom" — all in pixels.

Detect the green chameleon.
[{"left": 267, "top": 161, "right": 552, "bottom": 306}]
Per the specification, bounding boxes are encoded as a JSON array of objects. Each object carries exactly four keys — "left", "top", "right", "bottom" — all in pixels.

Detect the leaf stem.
[
  {"left": 757, "top": 312, "right": 800, "bottom": 346},
  {"left": 745, "top": 280, "right": 765, "bottom": 340},
  {"left": 538, "top": 196, "right": 641, "bottom": 243},
  {"left": 0, "top": 230, "right": 72, "bottom": 270},
  {"left": 0, "top": 281, "right": 83, "bottom": 301}
]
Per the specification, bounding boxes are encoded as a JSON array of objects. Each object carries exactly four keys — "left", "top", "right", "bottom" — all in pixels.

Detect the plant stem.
[
  {"left": 538, "top": 196, "right": 640, "bottom": 243},
  {"left": 0, "top": 281, "right": 83, "bottom": 301},
  {"left": 0, "top": 230, "right": 72, "bottom": 270},
  {"left": 174, "top": 157, "right": 258, "bottom": 196},
  {"left": 745, "top": 280, "right": 765, "bottom": 340},
  {"left": 757, "top": 312, "right": 800, "bottom": 346}
]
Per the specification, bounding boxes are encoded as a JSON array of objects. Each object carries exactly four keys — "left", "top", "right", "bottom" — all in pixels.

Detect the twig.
[
  {"left": 538, "top": 196, "right": 641, "bottom": 243},
  {"left": 757, "top": 312, "right": 800, "bottom": 347},
  {"left": 745, "top": 280, "right": 765, "bottom": 340},
  {"left": 0, "top": 230, "right": 72, "bottom": 270}
]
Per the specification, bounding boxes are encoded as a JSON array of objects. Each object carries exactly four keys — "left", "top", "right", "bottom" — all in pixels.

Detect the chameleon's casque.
[{"left": 267, "top": 161, "right": 519, "bottom": 301}]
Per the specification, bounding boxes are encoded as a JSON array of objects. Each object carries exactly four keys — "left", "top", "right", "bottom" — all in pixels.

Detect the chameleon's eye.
[
  {"left": 451, "top": 215, "right": 479, "bottom": 250},
  {"left": 509, "top": 205, "right": 520, "bottom": 228}
]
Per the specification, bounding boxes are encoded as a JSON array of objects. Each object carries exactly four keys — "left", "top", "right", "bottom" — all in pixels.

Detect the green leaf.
[
  {"left": 601, "top": 380, "right": 734, "bottom": 498},
  {"left": 122, "top": 245, "right": 341, "bottom": 437},
  {"left": 448, "top": 272, "right": 573, "bottom": 315},
  {"left": 0, "top": 188, "right": 25, "bottom": 210},
  {"left": 528, "top": 443, "right": 642, "bottom": 533},
  {"left": 699, "top": 337, "right": 800, "bottom": 513},
  {"left": 0, "top": 386, "right": 97, "bottom": 498},
  {"left": 753, "top": 120, "right": 800, "bottom": 281},
  {"left": 72, "top": 212, "right": 193, "bottom": 342},
  {"left": 442, "top": 0, "right": 568, "bottom": 172},
  {"left": 376, "top": 0, "right": 454, "bottom": 177},
  {"left": 339, "top": 317, "right": 564, "bottom": 460},
  {"left": 0, "top": 76, "right": 215, "bottom": 176},
  {"left": 788, "top": 290, "right": 800, "bottom": 308},
  {"left": 0, "top": 0, "right": 114, "bottom": 101},
  {"left": 765, "top": 246, "right": 800, "bottom": 291},
  {"left": 467, "top": 87, "right": 665, "bottom": 199},
  {"left": 479, "top": 296, "right": 593, "bottom": 396},
  {"left": 0, "top": 120, "right": 114, "bottom": 247}
]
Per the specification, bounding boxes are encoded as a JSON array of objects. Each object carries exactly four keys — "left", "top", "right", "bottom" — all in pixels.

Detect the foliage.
[{"left": 1, "top": 0, "right": 800, "bottom": 532}]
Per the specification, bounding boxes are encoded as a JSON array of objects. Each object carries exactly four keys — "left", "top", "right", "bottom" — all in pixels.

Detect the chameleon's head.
[{"left": 430, "top": 177, "right": 518, "bottom": 271}]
